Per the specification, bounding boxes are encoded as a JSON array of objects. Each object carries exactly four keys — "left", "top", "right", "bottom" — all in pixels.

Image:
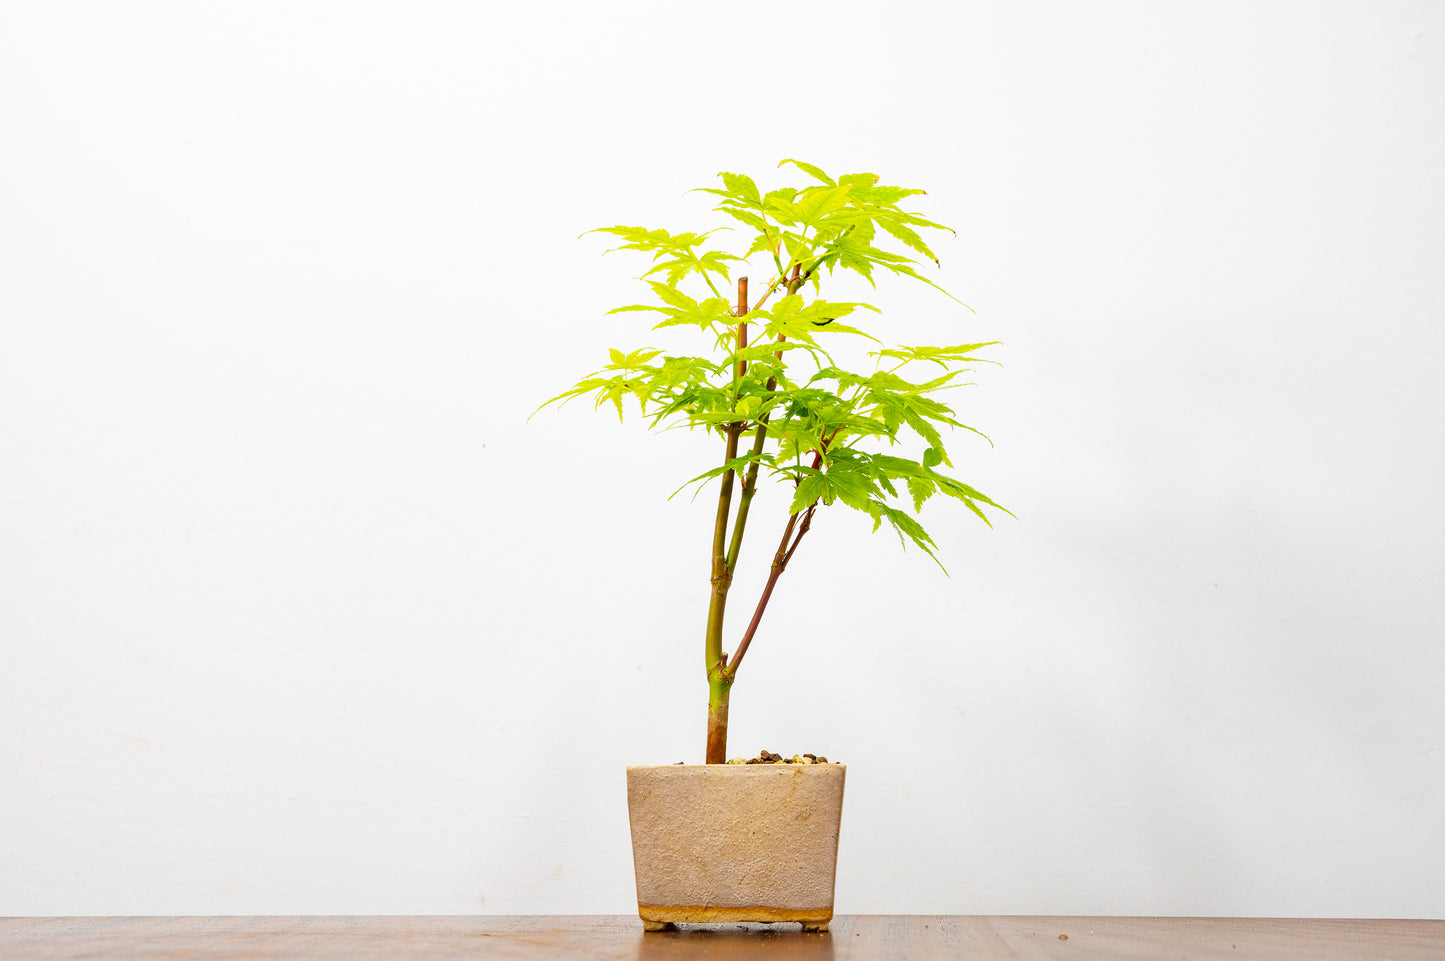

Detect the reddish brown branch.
[
  {"left": 726, "top": 494, "right": 822, "bottom": 678},
  {"left": 735, "top": 276, "right": 749, "bottom": 380}
]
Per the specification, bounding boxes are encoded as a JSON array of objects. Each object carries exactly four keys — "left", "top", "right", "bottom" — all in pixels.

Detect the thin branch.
[
  {"left": 727, "top": 510, "right": 801, "bottom": 676},
  {"left": 748, "top": 272, "right": 786, "bottom": 315},
  {"left": 724, "top": 417, "right": 768, "bottom": 573},
  {"left": 709, "top": 426, "right": 741, "bottom": 563},
  {"left": 711, "top": 274, "right": 751, "bottom": 563},
  {"left": 724, "top": 330, "right": 785, "bottom": 572},
  {"left": 781, "top": 502, "right": 817, "bottom": 569},
  {"left": 703, "top": 276, "right": 751, "bottom": 671},
  {"left": 734, "top": 276, "right": 749, "bottom": 380}
]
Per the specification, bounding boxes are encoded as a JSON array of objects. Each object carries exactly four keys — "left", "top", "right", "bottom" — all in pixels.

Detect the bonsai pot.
[{"left": 626, "top": 762, "right": 846, "bottom": 932}]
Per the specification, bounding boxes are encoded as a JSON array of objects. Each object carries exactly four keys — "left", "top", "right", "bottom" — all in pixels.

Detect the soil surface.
[
  {"left": 729, "top": 749, "right": 836, "bottom": 765},
  {"left": 671, "top": 750, "right": 840, "bottom": 765}
]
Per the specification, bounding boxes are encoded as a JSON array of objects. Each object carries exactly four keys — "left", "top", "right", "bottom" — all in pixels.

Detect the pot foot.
[
  {"left": 641, "top": 920, "right": 677, "bottom": 932},
  {"left": 802, "top": 922, "right": 829, "bottom": 933}
]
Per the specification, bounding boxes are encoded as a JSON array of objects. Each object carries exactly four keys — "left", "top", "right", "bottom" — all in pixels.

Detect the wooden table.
[{"left": 2, "top": 915, "right": 1440, "bottom": 960}]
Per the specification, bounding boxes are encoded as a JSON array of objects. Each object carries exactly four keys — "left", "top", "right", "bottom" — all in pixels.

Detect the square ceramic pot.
[{"left": 626, "top": 763, "right": 846, "bottom": 932}]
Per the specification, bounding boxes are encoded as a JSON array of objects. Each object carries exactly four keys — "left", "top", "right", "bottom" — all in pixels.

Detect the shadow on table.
[{"left": 635, "top": 923, "right": 836, "bottom": 960}]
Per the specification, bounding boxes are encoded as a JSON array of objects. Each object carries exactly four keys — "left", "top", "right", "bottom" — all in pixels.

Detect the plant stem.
[
  {"left": 706, "top": 672, "right": 732, "bottom": 765},
  {"left": 722, "top": 265, "right": 800, "bottom": 573},
  {"left": 727, "top": 501, "right": 817, "bottom": 676},
  {"left": 719, "top": 265, "right": 822, "bottom": 679},
  {"left": 704, "top": 425, "right": 739, "bottom": 668},
  {"left": 727, "top": 432, "right": 832, "bottom": 676},
  {"left": 703, "top": 268, "right": 833, "bottom": 759},
  {"left": 703, "top": 276, "right": 750, "bottom": 763},
  {"left": 724, "top": 425, "right": 767, "bottom": 573},
  {"left": 724, "top": 349, "right": 785, "bottom": 573},
  {"left": 735, "top": 275, "right": 748, "bottom": 382},
  {"left": 747, "top": 254, "right": 806, "bottom": 313}
]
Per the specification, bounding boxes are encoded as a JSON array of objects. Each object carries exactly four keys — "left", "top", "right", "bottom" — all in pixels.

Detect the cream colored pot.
[{"left": 625, "top": 763, "right": 846, "bottom": 932}]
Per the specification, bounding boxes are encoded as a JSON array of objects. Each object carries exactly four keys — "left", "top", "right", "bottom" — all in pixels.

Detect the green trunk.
[{"left": 706, "top": 670, "right": 733, "bottom": 764}]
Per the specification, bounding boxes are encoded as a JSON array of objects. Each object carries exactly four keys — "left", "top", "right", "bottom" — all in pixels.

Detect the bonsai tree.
[{"left": 540, "top": 160, "right": 1006, "bottom": 764}]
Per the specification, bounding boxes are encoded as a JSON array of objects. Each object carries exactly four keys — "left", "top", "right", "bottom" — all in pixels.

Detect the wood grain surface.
[{"left": 1, "top": 915, "right": 1440, "bottom": 960}]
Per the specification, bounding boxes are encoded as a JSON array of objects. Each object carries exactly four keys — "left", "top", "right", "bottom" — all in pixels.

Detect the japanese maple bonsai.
[{"left": 541, "top": 160, "right": 1006, "bottom": 765}]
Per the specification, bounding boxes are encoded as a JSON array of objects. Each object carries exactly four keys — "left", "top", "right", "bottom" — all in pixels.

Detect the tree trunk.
[{"left": 705, "top": 671, "right": 732, "bottom": 764}]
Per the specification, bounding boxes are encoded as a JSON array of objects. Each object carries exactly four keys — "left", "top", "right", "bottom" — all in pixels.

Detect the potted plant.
[{"left": 538, "top": 160, "right": 1006, "bottom": 932}]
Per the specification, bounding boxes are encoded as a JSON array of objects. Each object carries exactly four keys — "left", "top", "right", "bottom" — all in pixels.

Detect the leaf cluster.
[{"left": 540, "top": 161, "right": 1006, "bottom": 568}]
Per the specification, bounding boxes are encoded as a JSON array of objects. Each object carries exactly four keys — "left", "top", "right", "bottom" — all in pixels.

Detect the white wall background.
[{"left": 3, "top": 0, "right": 1442, "bottom": 918}]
